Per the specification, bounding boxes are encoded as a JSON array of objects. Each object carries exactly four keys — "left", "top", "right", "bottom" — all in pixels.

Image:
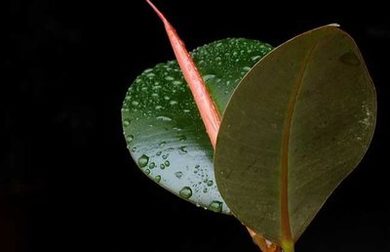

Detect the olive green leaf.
[
  {"left": 122, "top": 38, "right": 272, "bottom": 214},
  {"left": 214, "top": 25, "right": 376, "bottom": 249}
]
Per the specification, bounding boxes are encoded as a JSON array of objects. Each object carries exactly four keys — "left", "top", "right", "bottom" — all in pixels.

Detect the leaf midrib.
[{"left": 280, "top": 43, "right": 318, "bottom": 247}]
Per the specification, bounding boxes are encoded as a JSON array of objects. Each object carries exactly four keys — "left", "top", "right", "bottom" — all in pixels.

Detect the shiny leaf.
[
  {"left": 122, "top": 38, "right": 272, "bottom": 213},
  {"left": 214, "top": 25, "right": 376, "bottom": 248}
]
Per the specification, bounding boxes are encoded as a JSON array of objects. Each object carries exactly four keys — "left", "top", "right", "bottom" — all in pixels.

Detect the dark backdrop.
[{"left": 1, "top": 1, "right": 389, "bottom": 251}]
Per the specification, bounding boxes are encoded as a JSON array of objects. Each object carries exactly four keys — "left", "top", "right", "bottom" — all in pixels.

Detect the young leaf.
[
  {"left": 122, "top": 38, "right": 272, "bottom": 214},
  {"left": 214, "top": 25, "right": 376, "bottom": 250},
  {"left": 146, "top": 0, "right": 221, "bottom": 148}
]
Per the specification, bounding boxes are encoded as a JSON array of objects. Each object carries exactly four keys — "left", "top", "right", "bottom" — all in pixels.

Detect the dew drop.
[
  {"left": 179, "top": 186, "right": 192, "bottom": 199},
  {"left": 203, "top": 74, "right": 216, "bottom": 81},
  {"left": 178, "top": 135, "right": 187, "bottom": 141},
  {"left": 162, "top": 154, "right": 169, "bottom": 160},
  {"left": 145, "top": 169, "right": 150, "bottom": 175},
  {"left": 164, "top": 95, "right": 170, "bottom": 100},
  {"left": 164, "top": 160, "right": 170, "bottom": 167},
  {"left": 123, "top": 119, "right": 131, "bottom": 127},
  {"left": 173, "top": 127, "right": 182, "bottom": 132},
  {"left": 156, "top": 151, "right": 162, "bottom": 156},
  {"left": 208, "top": 201, "right": 223, "bottom": 213},
  {"left": 251, "top": 55, "right": 261, "bottom": 62},
  {"left": 203, "top": 188, "right": 208, "bottom": 193},
  {"left": 242, "top": 66, "right": 251, "bottom": 71},
  {"left": 131, "top": 147, "right": 137, "bottom": 152},
  {"left": 165, "top": 76, "right": 174, "bottom": 81},
  {"left": 175, "top": 171, "right": 183, "bottom": 179},
  {"left": 207, "top": 180, "right": 213, "bottom": 186},
  {"left": 137, "top": 155, "right": 149, "bottom": 168},
  {"left": 173, "top": 80, "right": 182, "bottom": 86},
  {"left": 154, "top": 175, "right": 161, "bottom": 183},
  {"left": 169, "top": 100, "right": 178, "bottom": 105},
  {"left": 126, "top": 135, "right": 134, "bottom": 142},
  {"left": 156, "top": 116, "right": 172, "bottom": 121},
  {"left": 152, "top": 93, "right": 159, "bottom": 97},
  {"left": 159, "top": 141, "right": 166, "bottom": 147},
  {"left": 179, "top": 146, "right": 188, "bottom": 154},
  {"left": 149, "top": 162, "right": 156, "bottom": 169},
  {"left": 183, "top": 109, "right": 190, "bottom": 113},
  {"left": 160, "top": 164, "right": 165, "bottom": 169},
  {"left": 131, "top": 101, "right": 139, "bottom": 106},
  {"left": 155, "top": 105, "right": 163, "bottom": 110}
]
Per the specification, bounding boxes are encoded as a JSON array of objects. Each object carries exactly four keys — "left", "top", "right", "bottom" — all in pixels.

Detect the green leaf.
[
  {"left": 122, "top": 38, "right": 272, "bottom": 214},
  {"left": 214, "top": 25, "right": 376, "bottom": 248}
]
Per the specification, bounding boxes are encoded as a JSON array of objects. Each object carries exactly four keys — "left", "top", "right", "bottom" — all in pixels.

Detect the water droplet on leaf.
[
  {"left": 138, "top": 155, "right": 149, "bottom": 168},
  {"left": 126, "top": 135, "right": 134, "bottom": 142},
  {"left": 203, "top": 74, "right": 216, "bottom": 81},
  {"left": 208, "top": 201, "right": 223, "bottom": 213},
  {"left": 156, "top": 116, "right": 172, "bottom": 121},
  {"left": 175, "top": 171, "right": 183, "bottom": 179},
  {"left": 179, "top": 146, "right": 188, "bottom": 154},
  {"left": 178, "top": 135, "right": 187, "bottom": 141},
  {"left": 179, "top": 186, "right": 192, "bottom": 199},
  {"left": 123, "top": 119, "right": 131, "bottom": 127}
]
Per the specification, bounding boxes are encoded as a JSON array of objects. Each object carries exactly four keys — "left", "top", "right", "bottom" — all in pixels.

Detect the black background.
[{"left": 1, "top": 1, "right": 389, "bottom": 251}]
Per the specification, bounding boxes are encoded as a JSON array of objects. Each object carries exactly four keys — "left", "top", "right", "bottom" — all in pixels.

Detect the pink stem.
[{"left": 146, "top": 0, "right": 221, "bottom": 149}]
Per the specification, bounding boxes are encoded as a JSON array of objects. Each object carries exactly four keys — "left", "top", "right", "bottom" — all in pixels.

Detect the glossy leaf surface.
[
  {"left": 122, "top": 38, "right": 272, "bottom": 213},
  {"left": 214, "top": 25, "right": 376, "bottom": 246}
]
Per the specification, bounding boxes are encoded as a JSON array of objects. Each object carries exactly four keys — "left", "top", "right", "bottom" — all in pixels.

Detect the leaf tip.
[{"left": 145, "top": 0, "right": 167, "bottom": 24}]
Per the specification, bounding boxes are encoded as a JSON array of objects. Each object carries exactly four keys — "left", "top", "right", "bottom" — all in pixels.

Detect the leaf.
[
  {"left": 146, "top": 0, "right": 221, "bottom": 148},
  {"left": 122, "top": 38, "right": 272, "bottom": 214},
  {"left": 214, "top": 25, "right": 376, "bottom": 249}
]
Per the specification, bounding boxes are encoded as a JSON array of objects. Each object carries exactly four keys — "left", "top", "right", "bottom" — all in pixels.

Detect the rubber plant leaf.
[
  {"left": 214, "top": 25, "right": 376, "bottom": 251},
  {"left": 122, "top": 38, "right": 272, "bottom": 213}
]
